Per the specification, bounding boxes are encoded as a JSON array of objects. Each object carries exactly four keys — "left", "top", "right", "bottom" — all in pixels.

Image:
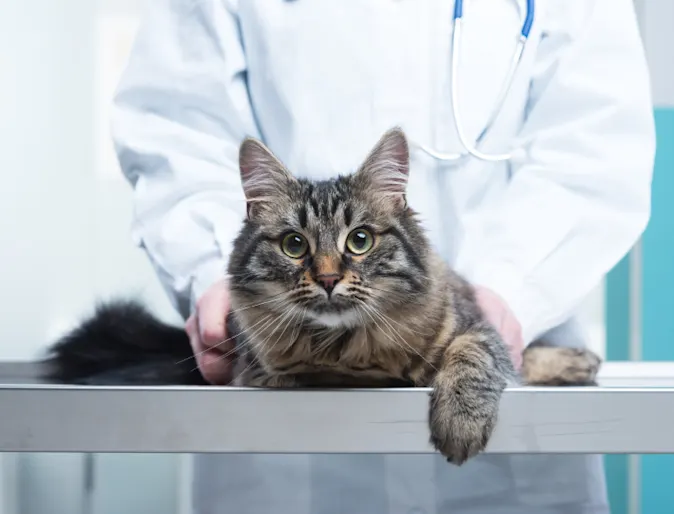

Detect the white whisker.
[{"left": 359, "top": 301, "right": 438, "bottom": 373}]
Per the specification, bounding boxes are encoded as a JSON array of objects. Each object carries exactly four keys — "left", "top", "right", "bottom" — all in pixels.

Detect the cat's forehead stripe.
[
  {"left": 309, "top": 197, "right": 319, "bottom": 217},
  {"left": 298, "top": 205, "right": 308, "bottom": 228},
  {"left": 344, "top": 204, "right": 352, "bottom": 226},
  {"left": 297, "top": 179, "right": 353, "bottom": 228}
]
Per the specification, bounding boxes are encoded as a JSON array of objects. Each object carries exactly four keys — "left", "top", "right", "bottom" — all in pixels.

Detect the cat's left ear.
[
  {"left": 355, "top": 127, "right": 410, "bottom": 210},
  {"left": 239, "top": 137, "right": 297, "bottom": 219}
]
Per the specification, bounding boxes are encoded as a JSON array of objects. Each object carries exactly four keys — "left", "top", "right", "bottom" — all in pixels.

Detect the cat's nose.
[{"left": 316, "top": 273, "right": 342, "bottom": 295}]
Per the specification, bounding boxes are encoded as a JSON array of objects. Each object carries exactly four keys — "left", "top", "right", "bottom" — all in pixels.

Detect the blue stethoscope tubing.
[
  {"left": 454, "top": 0, "right": 535, "bottom": 39},
  {"left": 417, "top": 0, "right": 535, "bottom": 163}
]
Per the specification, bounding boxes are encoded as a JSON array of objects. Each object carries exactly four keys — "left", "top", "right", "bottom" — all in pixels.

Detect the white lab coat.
[{"left": 111, "top": 0, "right": 655, "bottom": 513}]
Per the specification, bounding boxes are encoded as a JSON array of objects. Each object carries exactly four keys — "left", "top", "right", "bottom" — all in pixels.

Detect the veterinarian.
[{"left": 111, "top": 0, "right": 655, "bottom": 512}]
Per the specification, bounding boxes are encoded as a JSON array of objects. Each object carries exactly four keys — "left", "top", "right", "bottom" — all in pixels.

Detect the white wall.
[
  {"left": 636, "top": 0, "right": 674, "bottom": 108},
  {"left": 0, "top": 0, "right": 177, "bottom": 362}
]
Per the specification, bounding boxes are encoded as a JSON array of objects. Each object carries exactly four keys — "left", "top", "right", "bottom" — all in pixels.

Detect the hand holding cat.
[
  {"left": 185, "top": 278, "right": 235, "bottom": 385},
  {"left": 474, "top": 286, "right": 524, "bottom": 370}
]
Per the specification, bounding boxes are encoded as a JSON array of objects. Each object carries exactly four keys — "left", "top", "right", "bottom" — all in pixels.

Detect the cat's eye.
[
  {"left": 346, "top": 228, "right": 374, "bottom": 255},
  {"left": 281, "top": 232, "right": 309, "bottom": 258}
]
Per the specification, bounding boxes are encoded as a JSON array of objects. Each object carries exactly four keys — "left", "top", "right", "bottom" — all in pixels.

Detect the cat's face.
[{"left": 227, "top": 128, "right": 430, "bottom": 329}]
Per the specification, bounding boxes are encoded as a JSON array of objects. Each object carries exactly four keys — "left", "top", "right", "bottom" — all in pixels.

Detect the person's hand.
[
  {"left": 474, "top": 285, "right": 524, "bottom": 370},
  {"left": 185, "top": 278, "right": 235, "bottom": 385}
]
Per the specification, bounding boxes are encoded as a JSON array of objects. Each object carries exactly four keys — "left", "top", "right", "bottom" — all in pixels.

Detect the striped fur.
[
  {"left": 227, "top": 128, "right": 602, "bottom": 464},
  {"left": 43, "top": 127, "right": 601, "bottom": 465}
]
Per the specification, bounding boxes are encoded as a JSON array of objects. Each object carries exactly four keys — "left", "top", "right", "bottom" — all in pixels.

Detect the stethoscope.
[{"left": 416, "top": 0, "right": 535, "bottom": 163}]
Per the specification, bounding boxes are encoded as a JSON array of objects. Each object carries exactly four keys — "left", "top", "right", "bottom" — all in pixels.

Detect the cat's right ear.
[{"left": 239, "top": 137, "right": 296, "bottom": 219}]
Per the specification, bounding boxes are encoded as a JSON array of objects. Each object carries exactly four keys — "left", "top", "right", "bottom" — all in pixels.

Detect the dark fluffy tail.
[{"left": 42, "top": 300, "right": 207, "bottom": 385}]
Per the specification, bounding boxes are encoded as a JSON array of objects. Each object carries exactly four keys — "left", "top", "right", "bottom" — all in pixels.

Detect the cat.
[{"left": 42, "top": 127, "right": 601, "bottom": 465}]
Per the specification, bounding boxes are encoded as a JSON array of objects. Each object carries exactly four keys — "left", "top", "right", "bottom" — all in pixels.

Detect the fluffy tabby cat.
[{"left": 43, "top": 127, "right": 601, "bottom": 464}]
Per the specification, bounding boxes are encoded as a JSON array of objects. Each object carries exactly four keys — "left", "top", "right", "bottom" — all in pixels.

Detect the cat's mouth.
[
  {"left": 310, "top": 298, "right": 353, "bottom": 314},
  {"left": 304, "top": 295, "right": 362, "bottom": 328}
]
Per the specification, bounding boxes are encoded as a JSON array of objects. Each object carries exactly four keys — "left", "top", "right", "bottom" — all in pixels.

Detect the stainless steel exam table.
[{"left": 0, "top": 362, "right": 673, "bottom": 454}]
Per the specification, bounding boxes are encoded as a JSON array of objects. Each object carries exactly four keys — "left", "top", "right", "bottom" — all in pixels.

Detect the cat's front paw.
[{"left": 428, "top": 384, "right": 499, "bottom": 465}]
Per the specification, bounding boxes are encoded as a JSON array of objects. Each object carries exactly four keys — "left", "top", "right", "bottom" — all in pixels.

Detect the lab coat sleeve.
[
  {"left": 453, "top": 0, "right": 656, "bottom": 345},
  {"left": 110, "top": 0, "right": 258, "bottom": 318}
]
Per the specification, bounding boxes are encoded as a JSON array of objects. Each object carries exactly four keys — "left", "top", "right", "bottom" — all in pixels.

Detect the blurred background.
[{"left": 0, "top": 0, "right": 671, "bottom": 513}]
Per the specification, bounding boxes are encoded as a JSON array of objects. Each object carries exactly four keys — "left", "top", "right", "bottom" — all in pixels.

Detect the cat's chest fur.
[{"left": 232, "top": 307, "right": 440, "bottom": 388}]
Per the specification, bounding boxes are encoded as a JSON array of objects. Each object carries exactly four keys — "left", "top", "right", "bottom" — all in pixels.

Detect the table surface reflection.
[{"left": 1, "top": 361, "right": 673, "bottom": 455}]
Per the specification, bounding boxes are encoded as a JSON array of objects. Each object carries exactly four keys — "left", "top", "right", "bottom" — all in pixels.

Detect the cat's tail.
[{"left": 41, "top": 299, "right": 208, "bottom": 386}]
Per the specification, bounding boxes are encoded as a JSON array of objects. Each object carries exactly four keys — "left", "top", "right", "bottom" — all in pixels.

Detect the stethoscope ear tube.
[
  {"left": 522, "top": 0, "right": 535, "bottom": 37},
  {"left": 416, "top": 0, "right": 533, "bottom": 163}
]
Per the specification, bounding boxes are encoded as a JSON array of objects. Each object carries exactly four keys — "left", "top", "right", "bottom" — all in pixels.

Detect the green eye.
[
  {"left": 281, "top": 232, "right": 309, "bottom": 258},
  {"left": 346, "top": 228, "right": 374, "bottom": 255}
]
